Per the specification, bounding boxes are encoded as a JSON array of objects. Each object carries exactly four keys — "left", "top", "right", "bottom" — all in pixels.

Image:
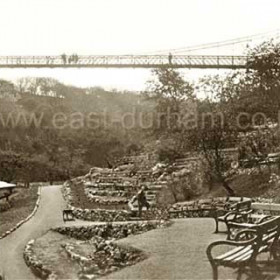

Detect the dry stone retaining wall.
[
  {"left": 52, "top": 220, "right": 167, "bottom": 240},
  {"left": 24, "top": 220, "right": 169, "bottom": 279},
  {"left": 23, "top": 239, "right": 57, "bottom": 280},
  {"left": 62, "top": 180, "right": 132, "bottom": 221},
  {"left": 168, "top": 197, "right": 251, "bottom": 219},
  {"left": 61, "top": 237, "right": 146, "bottom": 279},
  {"left": 71, "top": 207, "right": 130, "bottom": 222}
]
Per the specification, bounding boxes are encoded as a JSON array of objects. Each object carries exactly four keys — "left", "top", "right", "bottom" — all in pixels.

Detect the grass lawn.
[{"left": 0, "top": 186, "right": 39, "bottom": 236}]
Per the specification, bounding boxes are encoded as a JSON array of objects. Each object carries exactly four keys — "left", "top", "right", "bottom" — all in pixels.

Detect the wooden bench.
[
  {"left": 197, "top": 198, "right": 215, "bottom": 217},
  {"left": 207, "top": 216, "right": 280, "bottom": 280},
  {"left": 224, "top": 196, "right": 246, "bottom": 208},
  {"left": 62, "top": 209, "right": 75, "bottom": 222},
  {"left": 251, "top": 202, "right": 280, "bottom": 216},
  {"left": 212, "top": 197, "right": 227, "bottom": 209},
  {"left": 225, "top": 203, "right": 280, "bottom": 240},
  {"left": 226, "top": 215, "right": 273, "bottom": 240},
  {"left": 213, "top": 197, "right": 245, "bottom": 215},
  {"left": 213, "top": 200, "right": 252, "bottom": 233},
  {"left": 168, "top": 201, "right": 200, "bottom": 218}
]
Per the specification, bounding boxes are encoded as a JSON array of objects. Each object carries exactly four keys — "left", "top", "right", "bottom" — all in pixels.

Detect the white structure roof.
[{"left": 0, "top": 181, "right": 16, "bottom": 189}]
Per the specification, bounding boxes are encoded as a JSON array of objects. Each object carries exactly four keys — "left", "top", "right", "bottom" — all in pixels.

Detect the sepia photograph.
[{"left": 0, "top": 0, "right": 280, "bottom": 279}]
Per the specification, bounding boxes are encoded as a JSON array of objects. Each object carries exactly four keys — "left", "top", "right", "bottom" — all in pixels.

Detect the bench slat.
[
  {"left": 231, "top": 249, "right": 253, "bottom": 262},
  {"left": 215, "top": 245, "right": 248, "bottom": 260}
]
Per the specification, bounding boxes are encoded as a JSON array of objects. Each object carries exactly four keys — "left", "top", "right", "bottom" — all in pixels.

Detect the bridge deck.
[{"left": 0, "top": 55, "right": 248, "bottom": 69}]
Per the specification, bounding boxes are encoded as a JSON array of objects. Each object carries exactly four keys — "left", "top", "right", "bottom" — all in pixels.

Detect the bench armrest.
[
  {"left": 234, "top": 229, "right": 257, "bottom": 241},
  {"left": 225, "top": 209, "right": 253, "bottom": 222},
  {"left": 256, "top": 215, "right": 272, "bottom": 224},
  {"left": 213, "top": 210, "right": 238, "bottom": 221},
  {"left": 206, "top": 236, "right": 257, "bottom": 263},
  {"left": 243, "top": 209, "right": 253, "bottom": 215},
  {"left": 227, "top": 220, "right": 257, "bottom": 239},
  {"left": 227, "top": 202, "right": 238, "bottom": 210},
  {"left": 228, "top": 221, "right": 256, "bottom": 229},
  {"left": 224, "top": 212, "right": 236, "bottom": 221}
]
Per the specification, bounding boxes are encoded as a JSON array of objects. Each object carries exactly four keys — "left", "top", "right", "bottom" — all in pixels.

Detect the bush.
[{"left": 156, "top": 146, "right": 180, "bottom": 163}]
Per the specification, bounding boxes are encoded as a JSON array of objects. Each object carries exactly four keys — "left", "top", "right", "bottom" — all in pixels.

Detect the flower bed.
[
  {"left": 85, "top": 190, "right": 129, "bottom": 205},
  {"left": 62, "top": 236, "right": 145, "bottom": 279},
  {"left": 24, "top": 219, "right": 170, "bottom": 279},
  {"left": 23, "top": 239, "right": 57, "bottom": 280},
  {"left": 86, "top": 189, "right": 129, "bottom": 197},
  {"left": 52, "top": 220, "right": 167, "bottom": 240},
  {"left": 71, "top": 207, "right": 130, "bottom": 221},
  {"left": 24, "top": 231, "right": 147, "bottom": 280}
]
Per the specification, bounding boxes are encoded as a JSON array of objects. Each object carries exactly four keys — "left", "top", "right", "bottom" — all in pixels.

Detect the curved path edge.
[
  {"left": 0, "top": 185, "right": 66, "bottom": 280},
  {"left": 0, "top": 186, "right": 42, "bottom": 240}
]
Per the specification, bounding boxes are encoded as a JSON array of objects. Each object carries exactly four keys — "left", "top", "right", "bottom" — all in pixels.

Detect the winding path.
[
  {"left": 1, "top": 185, "right": 278, "bottom": 280},
  {"left": 0, "top": 185, "right": 66, "bottom": 280},
  {"left": 0, "top": 185, "right": 228, "bottom": 280}
]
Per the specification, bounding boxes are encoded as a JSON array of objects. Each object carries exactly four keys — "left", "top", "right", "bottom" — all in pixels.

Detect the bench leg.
[
  {"left": 214, "top": 218, "right": 219, "bottom": 233},
  {"left": 226, "top": 228, "right": 232, "bottom": 240},
  {"left": 225, "top": 222, "right": 231, "bottom": 238},
  {"left": 250, "top": 263, "right": 261, "bottom": 279},
  {"left": 212, "top": 265, "right": 218, "bottom": 280},
  {"left": 237, "top": 267, "right": 246, "bottom": 280}
]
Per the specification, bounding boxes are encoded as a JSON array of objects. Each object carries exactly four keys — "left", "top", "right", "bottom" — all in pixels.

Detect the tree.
[
  {"left": 187, "top": 74, "right": 244, "bottom": 196},
  {"left": 145, "top": 68, "right": 195, "bottom": 134},
  {"left": 245, "top": 40, "right": 280, "bottom": 121}
]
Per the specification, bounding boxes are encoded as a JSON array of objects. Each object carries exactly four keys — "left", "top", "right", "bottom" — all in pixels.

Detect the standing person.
[
  {"left": 168, "top": 52, "right": 173, "bottom": 64},
  {"left": 129, "top": 185, "right": 150, "bottom": 217},
  {"left": 73, "top": 53, "right": 79, "bottom": 63},
  {"left": 61, "top": 53, "right": 67, "bottom": 64}
]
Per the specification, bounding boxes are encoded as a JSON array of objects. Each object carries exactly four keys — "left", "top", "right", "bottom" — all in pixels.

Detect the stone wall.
[
  {"left": 52, "top": 220, "right": 168, "bottom": 240},
  {"left": 62, "top": 180, "right": 132, "bottom": 221},
  {"left": 168, "top": 197, "right": 251, "bottom": 219},
  {"left": 24, "top": 221, "right": 170, "bottom": 279},
  {"left": 71, "top": 207, "right": 130, "bottom": 222},
  {"left": 23, "top": 239, "right": 57, "bottom": 280},
  {"left": 61, "top": 237, "right": 145, "bottom": 279}
]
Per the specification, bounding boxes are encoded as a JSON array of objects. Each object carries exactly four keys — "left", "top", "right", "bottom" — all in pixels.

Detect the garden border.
[{"left": 0, "top": 186, "right": 42, "bottom": 240}]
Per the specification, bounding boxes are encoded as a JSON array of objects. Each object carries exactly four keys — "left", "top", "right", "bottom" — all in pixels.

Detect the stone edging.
[
  {"left": 24, "top": 220, "right": 170, "bottom": 280},
  {"left": 168, "top": 197, "right": 251, "bottom": 219},
  {"left": 62, "top": 180, "right": 132, "bottom": 222},
  {"left": 0, "top": 186, "right": 42, "bottom": 240},
  {"left": 71, "top": 207, "right": 130, "bottom": 222},
  {"left": 23, "top": 239, "right": 57, "bottom": 280},
  {"left": 52, "top": 220, "right": 169, "bottom": 240},
  {"left": 61, "top": 239, "right": 145, "bottom": 279}
]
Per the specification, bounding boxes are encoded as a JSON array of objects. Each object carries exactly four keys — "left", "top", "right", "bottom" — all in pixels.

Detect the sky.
[{"left": 0, "top": 0, "right": 279, "bottom": 91}]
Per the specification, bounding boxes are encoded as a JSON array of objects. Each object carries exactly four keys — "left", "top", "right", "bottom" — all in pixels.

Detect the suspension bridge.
[
  {"left": 0, "top": 30, "right": 278, "bottom": 69},
  {"left": 0, "top": 55, "right": 248, "bottom": 69}
]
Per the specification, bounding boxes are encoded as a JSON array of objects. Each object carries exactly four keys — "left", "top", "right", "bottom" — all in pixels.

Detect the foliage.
[
  {"left": 246, "top": 40, "right": 280, "bottom": 121},
  {"left": 0, "top": 78, "right": 151, "bottom": 183},
  {"left": 145, "top": 68, "right": 195, "bottom": 134}
]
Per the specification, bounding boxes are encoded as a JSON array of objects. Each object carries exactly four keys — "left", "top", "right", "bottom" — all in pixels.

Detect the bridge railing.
[{"left": 0, "top": 55, "right": 248, "bottom": 68}]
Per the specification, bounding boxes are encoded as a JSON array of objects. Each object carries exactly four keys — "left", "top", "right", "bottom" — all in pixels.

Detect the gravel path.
[
  {"left": 0, "top": 185, "right": 66, "bottom": 280},
  {"left": 100, "top": 218, "right": 244, "bottom": 280}
]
